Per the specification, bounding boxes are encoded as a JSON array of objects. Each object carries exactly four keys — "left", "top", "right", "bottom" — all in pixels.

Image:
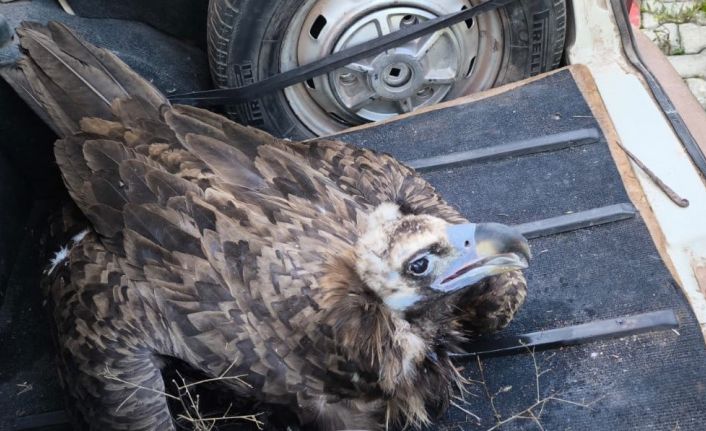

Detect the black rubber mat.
[
  {"left": 337, "top": 68, "right": 706, "bottom": 430},
  {"left": 2, "top": 61, "right": 705, "bottom": 430},
  {"left": 0, "top": 1, "right": 211, "bottom": 428},
  {"left": 0, "top": 0, "right": 211, "bottom": 94},
  {"left": 0, "top": 201, "right": 66, "bottom": 430}
]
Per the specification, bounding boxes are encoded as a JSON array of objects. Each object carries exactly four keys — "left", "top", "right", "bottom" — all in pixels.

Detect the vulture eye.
[{"left": 408, "top": 256, "right": 431, "bottom": 276}]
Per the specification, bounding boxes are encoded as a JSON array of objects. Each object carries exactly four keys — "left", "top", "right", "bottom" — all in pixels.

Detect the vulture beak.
[{"left": 431, "top": 223, "right": 531, "bottom": 293}]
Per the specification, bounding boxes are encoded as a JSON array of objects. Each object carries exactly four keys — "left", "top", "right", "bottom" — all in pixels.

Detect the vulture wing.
[{"left": 2, "top": 21, "right": 474, "bottom": 428}]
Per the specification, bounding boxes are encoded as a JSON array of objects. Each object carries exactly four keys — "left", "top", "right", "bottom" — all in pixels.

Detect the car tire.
[{"left": 207, "top": 0, "right": 566, "bottom": 139}]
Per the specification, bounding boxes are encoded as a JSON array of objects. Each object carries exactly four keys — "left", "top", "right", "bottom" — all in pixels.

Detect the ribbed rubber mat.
[
  {"left": 3, "top": 67, "right": 705, "bottom": 430},
  {"left": 337, "top": 68, "right": 706, "bottom": 430}
]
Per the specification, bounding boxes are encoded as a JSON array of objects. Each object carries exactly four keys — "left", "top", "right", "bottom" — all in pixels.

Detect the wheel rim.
[{"left": 280, "top": 0, "right": 505, "bottom": 136}]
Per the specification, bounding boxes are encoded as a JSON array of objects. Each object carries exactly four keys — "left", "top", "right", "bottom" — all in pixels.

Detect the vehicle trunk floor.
[
  {"left": 335, "top": 66, "right": 706, "bottom": 430},
  {"left": 1, "top": 66, "right": 705, "bottom": 430}
]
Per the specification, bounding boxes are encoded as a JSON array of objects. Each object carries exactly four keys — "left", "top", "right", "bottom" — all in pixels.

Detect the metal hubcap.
[{"left": 280, "top": 0, "right": 505, "bottom": 135}]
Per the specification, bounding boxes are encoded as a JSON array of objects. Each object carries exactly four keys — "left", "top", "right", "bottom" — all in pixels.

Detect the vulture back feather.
[{"left": 0, "top": 20, "right": 516, "bottom": 431}]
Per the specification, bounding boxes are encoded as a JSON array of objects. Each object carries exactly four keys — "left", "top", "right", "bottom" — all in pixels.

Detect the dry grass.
[
  {"left": 102, "top": 347, "right": 604, "bottom": 430},
  {"left": 642, "top": 0, "right": 706, "bottom": 25},
  {"left": 16, "top": 381, "right": 33, "bottom": 396},
  {"left": 450, "top": 347, "right": 604, "bottom": 430},
  {"left": 481, "top": 348, "right": 603, "bottom": 431},
  {"left": 102, "top": 363, "right": 263, "bottom": 431}
]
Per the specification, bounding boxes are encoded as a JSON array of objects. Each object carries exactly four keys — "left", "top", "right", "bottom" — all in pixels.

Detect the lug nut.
[
  {"left": 339, "top": 72, "right": 358, "bottom": 85},
  {"left": 416, "top": 86, "right": 434, "bottom": 99},
  {"left": 400, "top": 15, "right": 418, "bottom": 28}
]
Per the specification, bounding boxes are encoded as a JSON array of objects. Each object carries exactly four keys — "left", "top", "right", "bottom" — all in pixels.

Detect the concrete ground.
[{"left": 640, "top": 0, "right": 706, "bottom": 108}]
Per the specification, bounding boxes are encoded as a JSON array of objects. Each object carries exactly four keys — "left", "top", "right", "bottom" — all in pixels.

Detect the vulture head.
[
  {"left": 315, "top": 202, "right": 531, "bottom": 426},
  {"left": 356, "top": 203, "right": 530, "bottom": 314}
]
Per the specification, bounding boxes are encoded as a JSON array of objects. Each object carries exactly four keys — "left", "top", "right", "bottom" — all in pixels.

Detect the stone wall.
[{"left": 641, "top": 0, "right": 706, "bottom": 109}]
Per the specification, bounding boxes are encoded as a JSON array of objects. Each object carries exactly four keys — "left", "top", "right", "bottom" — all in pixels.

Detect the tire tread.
[
  {"left": 549, "top": 0, "right": 567, "bottom": 69},
  {"left": 205, "top": 0, "right": 569, "bottom": 136},
  {"left": 207, "top": 0, "right": 240, "bottom": 88}
]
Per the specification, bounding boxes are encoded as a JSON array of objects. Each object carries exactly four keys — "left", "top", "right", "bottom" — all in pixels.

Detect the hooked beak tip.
[{"left": 432, "top": 222, "right": 530, "bottom": 293}]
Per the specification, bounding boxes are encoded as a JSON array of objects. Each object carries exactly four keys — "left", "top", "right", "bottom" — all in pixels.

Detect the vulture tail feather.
[{"left": 0, "top": 21, "right": 167, "bottom": 137}]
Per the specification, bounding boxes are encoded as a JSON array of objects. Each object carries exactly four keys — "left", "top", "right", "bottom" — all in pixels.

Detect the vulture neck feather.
[{"left": 318, "top": 252, "right": 463, "bottom": 426}]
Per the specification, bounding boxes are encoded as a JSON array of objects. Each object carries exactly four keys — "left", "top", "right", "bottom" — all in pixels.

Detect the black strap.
[{"left": 168, "top": 0, "right": 517, "bottom": 106}]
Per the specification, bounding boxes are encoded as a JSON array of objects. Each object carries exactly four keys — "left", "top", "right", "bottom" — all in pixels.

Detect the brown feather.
[
  {"left": 3, "top": 21, "right": 528, "bottom": 431},
  {"left": 17, "top": 26, "right": 120, "bottom": 115}
]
